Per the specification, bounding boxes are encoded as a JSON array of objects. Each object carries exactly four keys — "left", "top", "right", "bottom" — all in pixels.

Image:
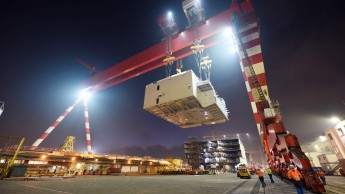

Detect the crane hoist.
[{"left": 158, "top": 12, "right": 178, "bottom": 77}]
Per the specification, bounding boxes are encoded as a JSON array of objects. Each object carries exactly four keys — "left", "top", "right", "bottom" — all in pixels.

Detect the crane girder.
[{"left": 82, "top": 9, "right": 232, "bottom": 92}]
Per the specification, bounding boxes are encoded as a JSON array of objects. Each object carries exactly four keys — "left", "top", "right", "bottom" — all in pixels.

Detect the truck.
[{"left": 237, "top": 164, "right": 251, "bottom": 179}]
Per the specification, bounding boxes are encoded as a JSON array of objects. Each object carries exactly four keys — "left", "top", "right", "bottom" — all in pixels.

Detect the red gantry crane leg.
[
  {"left": 30, "top": 97, "right": 93, "bottom": 154},
  {"left": 230, "top": 0, "right": 325, "bottom": 192},
  {"left": 30, "top": 98, "right": 82, "bottom": 150},
  {"left": 83, "top": 99, "right": 93, "bottom": 154}
]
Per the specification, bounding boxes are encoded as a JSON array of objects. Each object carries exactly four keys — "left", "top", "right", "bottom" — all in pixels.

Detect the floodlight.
[
  {"left": 80, "top": 89, "right": 91, "bottom": 101},
  {"left": 223, "top": 27, "right": 233, "bottom": 38}
]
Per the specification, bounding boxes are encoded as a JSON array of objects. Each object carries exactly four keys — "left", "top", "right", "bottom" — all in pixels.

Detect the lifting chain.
[
  {"left": 163, "top": 35, "right": 175, "bottom": 77},
  {"left": 191, "top": 39, "right": 212, "bottom": 80}
]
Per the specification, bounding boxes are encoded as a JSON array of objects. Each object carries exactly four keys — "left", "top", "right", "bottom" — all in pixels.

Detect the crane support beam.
[{"left": 82, "top": 9, "right": 233, "bottom": 92}]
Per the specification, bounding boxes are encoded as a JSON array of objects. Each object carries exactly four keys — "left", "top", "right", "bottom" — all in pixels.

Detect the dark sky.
[{"left": 1, "top": 0, "right": 345, "bottom": 162}]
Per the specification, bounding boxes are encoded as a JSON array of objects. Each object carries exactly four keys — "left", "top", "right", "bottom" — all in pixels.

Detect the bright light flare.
[
  {"left": 41, "top": 155, "right": 47, "bottom": 159},
  {"left": 223, "top": 27, "right": 233, "bottom": 38},
  {"left": 80, "top": 89, "right": 91, "bottom": 101},
  {"left": 168, "top": 11, "right": 172, "bottom": 18},
  {"left": 223, "top": 27, "right": 237, "bottom": 52},
  {"left": 330, "top": 116, "right": 340, "bottom": 123},
  {"left": 319, "top": 136, "right": 326, "bottom": 141}
]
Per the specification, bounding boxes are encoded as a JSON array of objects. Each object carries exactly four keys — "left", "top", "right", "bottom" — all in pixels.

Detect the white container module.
[{"left": 143, "top": 70, "right": 228, "bottom": 128}]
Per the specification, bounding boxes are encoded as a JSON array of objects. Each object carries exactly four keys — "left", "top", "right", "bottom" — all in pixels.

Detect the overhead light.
[
  {"left": 80, "top": 88, "right": 91, "bottom": 101},
  {"left": 158, "top": 11, "right": 179, "bottom": 36}
]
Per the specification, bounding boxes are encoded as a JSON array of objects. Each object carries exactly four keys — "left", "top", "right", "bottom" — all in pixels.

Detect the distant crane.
[{"left": 76, "top": 58, "right": 99, "bottom": 74}]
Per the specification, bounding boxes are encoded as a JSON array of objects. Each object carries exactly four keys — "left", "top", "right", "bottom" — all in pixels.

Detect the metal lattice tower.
[{"left": 60, "top": 136, "right": 75, "bottom": 153}]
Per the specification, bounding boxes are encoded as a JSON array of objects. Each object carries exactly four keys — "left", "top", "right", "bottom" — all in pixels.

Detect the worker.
[
  {"left": 287, "top": 165, "right": 304, "bottom": 194},
  {"left": 256, "top": 168, "right": 266, "bottom": 187},
  {"left": 317, "top": 169, "right": 326, "bottom": 185},
  {"left": 266, "top": 167, "right": 274, "bottom": 183}
]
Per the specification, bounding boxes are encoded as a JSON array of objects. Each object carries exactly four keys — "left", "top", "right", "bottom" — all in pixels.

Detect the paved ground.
[
  {"left": 257, "top": 174, "right": 313, "bottom": 194},
  {"left": 1, "top": 174, "right": 343, "bottom": 194},
  {"left": 324, "top": 176, "right": 345, "bottom": 194},
  {"left": 258, "top": 174, "right": 345, "bottom": 194},
  {"left": 0, "top": 173, "right": 257, "bottom": 194}
]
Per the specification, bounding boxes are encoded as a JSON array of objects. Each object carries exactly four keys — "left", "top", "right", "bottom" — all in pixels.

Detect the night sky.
[{"left": 1, "top": 0, "right": 345, "bottom": 162}]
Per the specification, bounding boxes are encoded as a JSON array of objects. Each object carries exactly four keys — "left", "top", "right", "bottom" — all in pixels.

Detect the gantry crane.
[{"left": 30, "top": 0, "right": 324, "bottom": 192}]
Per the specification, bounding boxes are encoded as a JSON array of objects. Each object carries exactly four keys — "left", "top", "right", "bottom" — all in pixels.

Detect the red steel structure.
[
  {"left": 30, "top": 98, "right": 81, "bottom": 151},
  {"left": 83, "top": 100, "right": 92, "bottom": 154},
  {"left": 30, "top": 0, "right": 325, "bottom": 192}
]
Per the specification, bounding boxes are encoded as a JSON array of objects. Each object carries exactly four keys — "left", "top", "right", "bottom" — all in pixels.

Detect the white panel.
[
  {"left": 56, "top": 116, "right": 64, "bottom": 122},
  {"left": 32, "top": 139, "right": 43, "bottom": 146},
  {"left": 256, "top": 124, "right": 261, "bottom": 133},
  {"left": 143, "top": 70, "right": 228, "bottom": 128},
  {"left": 85, "top": 123, "right": 90, "bottom": 128},
  {"left": 245, "top": 81, "right": 251, "bottom": 92},
  {"left": 241, "top": 32, "right": 259, "bottom": 43},
  {"left": 46, "top": 126, "right": 55, "bottom": 133},
  {"left": 250, "top": 102, "right": 257, "bottom": 113},
  {"left": 239, "top": 45, "right": 261, "bottom": 59},
  {"left": 244, "top": 62, "right": 265, "bottom": 76},
  {"left": 240, "top": 62, "right": 244, "bottom": 72},
  {"left": 238, "top": 22, "right": 258, "bottom": 33},
  {"left": 86, "top": 134, "right": 91, "bottom": 140},
  {"left": 121, "top": 166, "right": 131, "bottom": 173},
  {"left": 130, "top": 166, "right": 139, "bottom": 172},
  {"left": 143, "top": 70, "right": 195, "bottom": 108}
]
